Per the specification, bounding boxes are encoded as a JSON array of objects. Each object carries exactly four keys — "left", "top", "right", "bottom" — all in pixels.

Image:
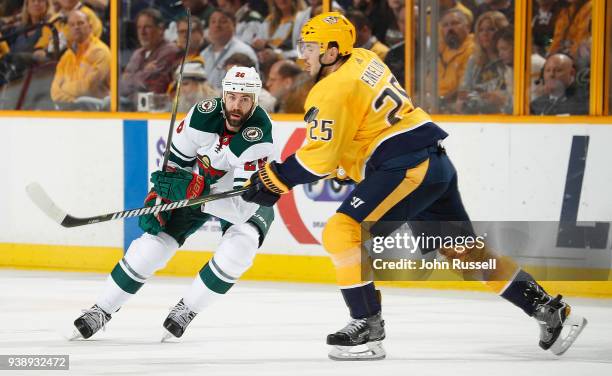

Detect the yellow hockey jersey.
[{"left": 292, "top": 48, "right": 447, "bottom": 183}]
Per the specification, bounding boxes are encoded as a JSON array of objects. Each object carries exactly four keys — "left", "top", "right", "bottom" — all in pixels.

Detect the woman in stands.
[
  {"left": 252, "top": 0, "right": 306, "bottom": 60},
  {"left": 9, "top": 0, "right": 56, "bottom": 63},
  {"left": 456, "top": 10, "right": 510, "bottom": 114}
]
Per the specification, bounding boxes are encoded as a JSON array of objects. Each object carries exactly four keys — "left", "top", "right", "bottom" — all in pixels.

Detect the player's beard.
[{"left": 226, "top": 108, "right": 249, "bottom": 128}]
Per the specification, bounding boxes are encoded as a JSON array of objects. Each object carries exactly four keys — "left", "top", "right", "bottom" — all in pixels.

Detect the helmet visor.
[{"left": 297, "top": 40, "right": 320, "bottom": 59}]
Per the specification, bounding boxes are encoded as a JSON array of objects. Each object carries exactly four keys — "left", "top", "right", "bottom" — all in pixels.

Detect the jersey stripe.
[{"left": 170, "top": 143, "right": 195, "bottom": 161}]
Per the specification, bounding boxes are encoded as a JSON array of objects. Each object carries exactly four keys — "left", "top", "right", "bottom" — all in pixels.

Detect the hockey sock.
[
  {"left": 96, "top": 232, "right": 179, "bottom": 314},
  {"left": 96, "top": 256, "right": 148, "bottom": 314},
  {"left": 340, "top": 282, "right": 382, "bottom": 319},
  {"left": 183, "top": 259, "right": 237, "bottom": 313},
  {"left": 96, "top": 274, "right": 136, "bottom": 314},
  {"left": 500, "top": 269, "right": 550, "bottom": 316}
]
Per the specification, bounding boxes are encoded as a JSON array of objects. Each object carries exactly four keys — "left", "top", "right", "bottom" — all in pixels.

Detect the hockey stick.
[
  {"left": 162, "top": 8, "right": 191, "bottom": 170},
  {"left": 26, "top": 182, "right": 248, "bottom": 228}
]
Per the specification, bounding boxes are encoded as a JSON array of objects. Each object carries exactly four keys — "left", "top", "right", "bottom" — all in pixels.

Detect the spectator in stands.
[
  {"left": 221, "top": 51, "right": 275, "bottom": 113},
  {"left": 460, "top": 0, "right": 480, "bottom": 17},
  {"left": 257, "top": 49, "right": 281, "bottom": 85},
  {"left": 0, "top": 32, "right": 11, "bottom": 84},
  {"left": 0, "top": 0, "right": 59, "bottom": 82},
  {"left": 119, "top": 8, "right": 181, "bottom": 109},
  {"left": 292, "top": 0, "right": 344, "bottom": 52},
  {"left": 55, "top": 0, "right": 103, "bottom": 49},
  {"left": 384, "top": 4, "right": 406, "bottom": 87},
  {"left": 357, "top": 1, "right": 384, "bottom": 42},
  {"left": 438, "top": 8, "right": 475, "bottom": 113},
  {"left": 376, "top": 0, "right": 404, "bottom": 47},
  {"left": 266, "top": 59, "right": 311, "bottom": 113},
  {"left": 531, "top": 0, "right": 562, "bottom": 56},
  {"left": 171, "top": 60, "right": 218, "bottom": 112},
  {"left": 1, "top": 0, "right": 24, "bottom": 19},
  {"left": 176, "top": 15, "right": 205, "bottom": 63},
  {"left": 50, "top": 9, "right": 109, "bottom": 108},
  {"left": 252, "top": 0, "right": 306, "bottom": 60},
  {"left": 456, "top": 11, "right": 509, "bottom": 114},
  {"left": 217, "top": 0, "right": 263, "bottom": 45},
  {"left": 266, "top": 59, "right": 300, "bottom": 99},
  {"left": 182, "top": 0, "right": 215, "bottom": 26},
  {"left": 10, "top": 0, "right": 57, "bottom": 58},
  {"left": 440, "top": 0, "right": 473, "bottom": 25},
  {"left": 548, "top": 0, "right": 591, "bottom": 58},
  {"left": 530, "top": 53, "right": 587, "bottom": 115},
  {"left": 573, "top": 33, "right": 590, "bottom": 98},
  {"left": 0, "top": 37, "right": 8, "bottom": 60},
  {"left": 530, "top": 44, "right": 546, "bottom": 100},
  {"left": 350, "top": 1, "right": 398, "bottom": 47},
  {"left": 82, "top": 0, "right": 107, "bottom": 12},
  {"left": 473, "top": 0, "right": 513, "bottom": 28},
  {"left": 347, "top": 10, "right": 389, "bottom": 60},
  {"left": 222, "top": 52, "right": 256, "bottom": 70},
  {"left": 164, "top": 0, "right": 216, "bottom": 43},
  {"left": 494, "top": 26, "right": 513, "bottom": 113},
  {"left": 201, "top": 9, "right": 258, "bottom": 90},
  {"left": 349, "top": 0, "right": 377, "bottom": 14}
]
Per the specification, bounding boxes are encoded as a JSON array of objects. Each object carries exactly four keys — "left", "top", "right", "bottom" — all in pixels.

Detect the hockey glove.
[
  {"left": 242, "top": 161, "right": 290, "bottom": 207},
  {"left": 151, "top": 167, "right": 209, "bottom": 202},
  {"left": 138, "top": 190, "right": 170, "bottom": 235}
]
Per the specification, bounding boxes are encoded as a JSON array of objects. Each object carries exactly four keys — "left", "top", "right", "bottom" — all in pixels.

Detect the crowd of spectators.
[
  {"left": 0, "top": 0, "right": 594, "bottom": 115},
  {"left": 0, "top": 0, "right": 108, "bottom": 109},
  {"left": 436, "top": 0, "right": 590, "bottom": 115}
]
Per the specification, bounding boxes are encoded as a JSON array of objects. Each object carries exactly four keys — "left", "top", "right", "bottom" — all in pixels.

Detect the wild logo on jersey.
[
  {"left": 197, "top": 154, "right": 227, "bottom": 181},
  {"left": 197, "top": 99, "right": 217, "bottom": 113},
  {"left": 242, "top": 127, "right": 264, "bottom": 142}
]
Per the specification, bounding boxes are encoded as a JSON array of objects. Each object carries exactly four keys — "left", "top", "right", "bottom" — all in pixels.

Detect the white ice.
[{"left": 1, "top": 270, "right": 611, "bottom": 376}]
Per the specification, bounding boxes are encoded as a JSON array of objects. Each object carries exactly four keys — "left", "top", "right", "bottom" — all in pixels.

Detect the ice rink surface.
[{"left": 1, "top": 270, "right": 611, "bottom": 376}]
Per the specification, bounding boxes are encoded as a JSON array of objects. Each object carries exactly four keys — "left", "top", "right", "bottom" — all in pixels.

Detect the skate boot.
[
  {"left": 73, "top": 305, "right": 112, "bottom": 339},
  {"left": 533, "top": 294, "right": 587, "bottom": 355},
  {"left": 162, "top": 299, "right": 198, "bottom": 341},
  {"left": 327, "top": 312, "right": 386, "bottom": 361}
]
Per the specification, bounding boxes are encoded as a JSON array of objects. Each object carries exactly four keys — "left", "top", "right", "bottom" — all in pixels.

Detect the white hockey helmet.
[{"left": 221, "top": 66, "right": 262, "bottom": 107}]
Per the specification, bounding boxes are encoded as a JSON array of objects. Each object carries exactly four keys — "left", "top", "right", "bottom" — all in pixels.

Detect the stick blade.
[{"left": 25, "top": 183, "right": 68, "bottom": 225}]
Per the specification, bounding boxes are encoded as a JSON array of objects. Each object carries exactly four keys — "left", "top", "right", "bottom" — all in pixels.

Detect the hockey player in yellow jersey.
[{"left": 243, "top": 12, "right": 586, "bottom": 360}]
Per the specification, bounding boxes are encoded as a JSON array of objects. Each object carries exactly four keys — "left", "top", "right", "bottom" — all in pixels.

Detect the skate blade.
[
  {"left": 59, "top": 327, "right": 84, "bottom": 341},
  {"left": 161, "top": 330, "right": 179, "bottom": 343},
  {"left": 328, "top": 341, "right": 386, "bottom": 361},
  {"left": 58, "top": 323, "right": 84, "bottom": 341},
  {"left": 549, "top": 313, "right": 588, "bottom": 356},
  {"left": 68, "top": 329, "right": 84, "bottom": 341}
]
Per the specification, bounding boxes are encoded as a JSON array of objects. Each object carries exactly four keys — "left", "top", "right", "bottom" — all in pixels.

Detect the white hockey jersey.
[{"left": 168, "top": 98, "right": 275, "bottom": 224}]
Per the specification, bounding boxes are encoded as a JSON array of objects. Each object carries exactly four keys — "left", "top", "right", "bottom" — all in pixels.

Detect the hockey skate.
[
  {"left": 533, "top": 294, "right": 587, "bottom": 355},
  {"left": 161, "top": 299, "right": 198, "bottom": 342},
  {"left": 72, "top": 305, "right": 112, "bottom": 340},
  {"left": 327, "top": 312, "right": 386, "bottom": 361}
]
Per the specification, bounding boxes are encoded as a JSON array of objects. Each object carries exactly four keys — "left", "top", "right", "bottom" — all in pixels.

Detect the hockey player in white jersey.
[{"left": 72, "top": 66, "right": 275, "bottom": 340}]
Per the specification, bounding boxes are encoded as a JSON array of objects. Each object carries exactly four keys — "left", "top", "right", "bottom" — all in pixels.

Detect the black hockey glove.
[{"left": 242, "top": 161, "right": 290, "bottom": 207}]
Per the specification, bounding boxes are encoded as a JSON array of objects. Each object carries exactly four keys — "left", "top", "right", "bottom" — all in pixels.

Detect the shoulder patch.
[
  {"left": 197, "top": 99, "right": 217, "bottom": 113},
  {"left": 242, "top": 127, "right": 264, "bottom": 142}
]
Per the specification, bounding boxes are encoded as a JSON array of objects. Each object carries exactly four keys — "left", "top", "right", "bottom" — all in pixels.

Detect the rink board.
[{"left": 1, "top": 116, "right": 612, "bottom": 297}]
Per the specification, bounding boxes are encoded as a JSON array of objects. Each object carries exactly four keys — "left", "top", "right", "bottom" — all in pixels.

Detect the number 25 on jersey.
[{"left": 309, "top": 119, "right": 334, "bottom": 141}]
